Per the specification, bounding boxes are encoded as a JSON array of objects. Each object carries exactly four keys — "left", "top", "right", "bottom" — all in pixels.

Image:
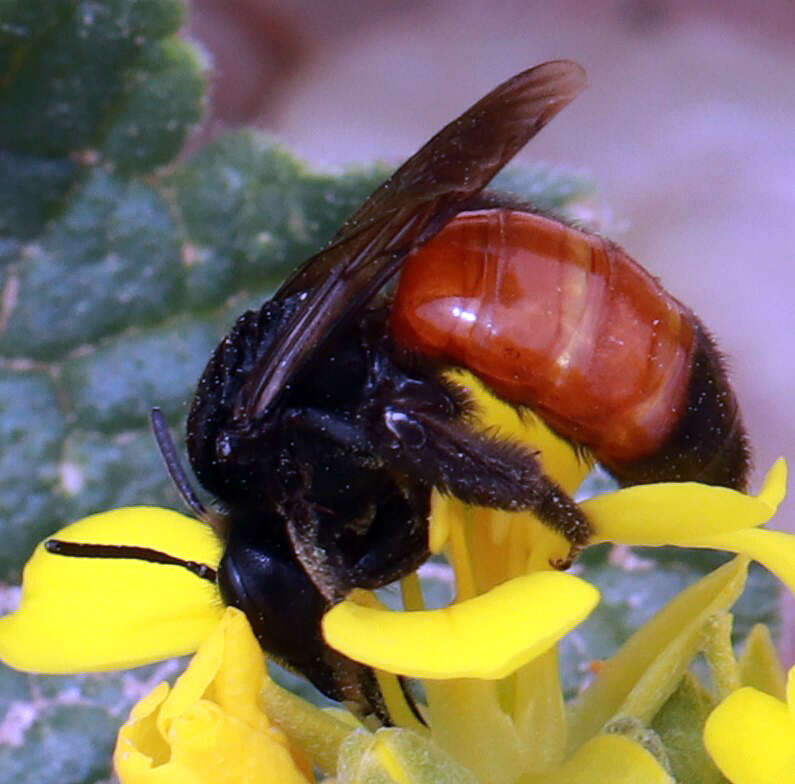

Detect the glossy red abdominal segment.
[{"left": 390, "top": 209, "right": 696, "bottom": 463}]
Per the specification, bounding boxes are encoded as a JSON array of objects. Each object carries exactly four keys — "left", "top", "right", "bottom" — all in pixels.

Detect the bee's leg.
[
  {"left": 282, "top": 407, "right": 431, "bottom": 587},
  {"left": 281, "top": 497, "right": 347, "bottom": 603},
  {"left": 377, "top": 406, "right": 592, "bottom": 564}
]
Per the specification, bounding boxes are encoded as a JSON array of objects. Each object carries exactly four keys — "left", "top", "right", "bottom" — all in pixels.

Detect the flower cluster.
[{"left": 0, "top": 371, "right": 791, "bottom": 783}]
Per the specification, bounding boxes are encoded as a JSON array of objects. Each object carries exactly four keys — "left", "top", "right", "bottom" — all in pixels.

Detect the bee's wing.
[{"left": 240, "top": 60, "right": 586, "bottom": 419}]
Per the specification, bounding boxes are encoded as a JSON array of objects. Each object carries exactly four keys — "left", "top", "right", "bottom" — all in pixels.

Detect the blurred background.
[{"left": 182, "top": 0, "right": 794, "bottom": 647}]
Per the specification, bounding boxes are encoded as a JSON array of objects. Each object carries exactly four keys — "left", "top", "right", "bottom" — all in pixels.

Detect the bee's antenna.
[{"left": 150, "top": 407, "right": 227, "bottom": 537}]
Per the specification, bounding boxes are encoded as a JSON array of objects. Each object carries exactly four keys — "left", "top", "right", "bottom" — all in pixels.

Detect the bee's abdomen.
[{"left": 391, "top": 209, "right": 705, "bottom": 468}]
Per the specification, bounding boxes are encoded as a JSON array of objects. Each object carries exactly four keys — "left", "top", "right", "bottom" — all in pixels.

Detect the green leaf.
[
  {"left": 0, "top": 152, "right": 75, "bottom": 239},
  {"left": 0, "top": 704, "right": 118, "bottom": 784},
  {"left": 0, "top": 0, "right": 186, "bottom": 157},
  {"left": 101, "top": 36, "right": 204, "bottom": 173},
  {"left": 60, "top": 316, "right": 220, "bottom": 431},
  {"left": 163, "top": 132, "right": 394, "bottom": 309},
  {"left": 0, "top": 660, "right": 32, "bottom": 707},
  {"left": 651, "top": 674, "right": 729, "bottom": 784},
  {"left": 0, "top": 370, "right": 66, "bottom": 577},
  {"left": 2, "top": 170, "right": 183, "bottom": 360}
]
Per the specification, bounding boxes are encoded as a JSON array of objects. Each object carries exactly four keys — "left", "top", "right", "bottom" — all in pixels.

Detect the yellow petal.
[
  {"left": 583, "top": 459, "right": 787, "bottom": 547},
  {"left": 704, "top": 687, "right": 795, "bottom": 784},
  {"left": 687, "top": 528, "right": 795, "bottom": 596},
  {"left": 323, "top": 572, "right": 599, "bottom": 679},
  {"left": 116, "top": 697, "right": 311, "bottom": 784},
  {"left": 117, "top": 682, "right": 173, "bottom": 772},
  {"left": 0, "top": 507, "right": 224, "bottom": 673},
  {"left": 157, "top": 607, "right": 270, "bottom": 735},
  {"left": 168, "top": 702, "right": 308, "bottom": 784},
  {"left": 115, "top": 607, "right": 313, "bottom": 784},
  {"left": 522, "top": 734, "right": 673, "bottom": 784}
]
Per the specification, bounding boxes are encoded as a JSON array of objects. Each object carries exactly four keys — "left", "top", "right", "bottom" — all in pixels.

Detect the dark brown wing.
[{"left": 239, "top": 60, "right": 586, "bottom": 419}]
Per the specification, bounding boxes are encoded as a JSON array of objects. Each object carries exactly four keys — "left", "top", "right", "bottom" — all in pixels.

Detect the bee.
[{"left": 52, "top": 60, "right": 751, "bottom": 723}]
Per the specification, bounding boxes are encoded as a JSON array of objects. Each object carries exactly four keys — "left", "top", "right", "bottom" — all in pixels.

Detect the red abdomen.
[{"left": 390, "top": 209, "right": 696, "bottom": 465}]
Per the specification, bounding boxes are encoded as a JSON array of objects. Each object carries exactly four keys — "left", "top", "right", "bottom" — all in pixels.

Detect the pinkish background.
[{"left": 184, "top": 0, "right": 795, "bottom": 652}]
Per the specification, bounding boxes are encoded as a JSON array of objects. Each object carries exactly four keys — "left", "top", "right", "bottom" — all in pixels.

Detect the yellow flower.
[
  {"left": 704, "top": 665, "right": 795, "bottom": 784},
  {"left": 114, "top": 607, "right": 313, "bottom": 784}
]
